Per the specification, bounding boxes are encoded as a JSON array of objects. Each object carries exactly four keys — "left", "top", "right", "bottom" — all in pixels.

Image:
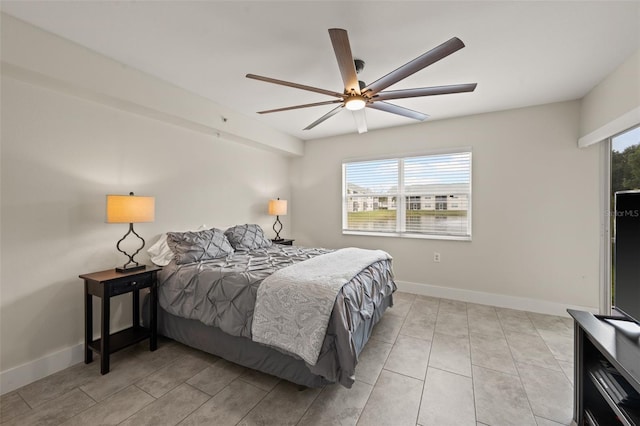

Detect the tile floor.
[{"left": 0, "top": 292, "right": 576, "bottom": 425}]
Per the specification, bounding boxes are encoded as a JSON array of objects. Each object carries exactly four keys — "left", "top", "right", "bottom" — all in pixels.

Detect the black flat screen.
[{"left": 614, "top": 191, "right": 640, "bottom": 324}]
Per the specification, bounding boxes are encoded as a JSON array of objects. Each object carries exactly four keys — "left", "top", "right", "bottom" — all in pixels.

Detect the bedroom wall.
[
  {"left": 579, "top": 49, "right": 640, "bottom": 146},
  {"left": 0, "top": 13, "right": 303, "bottom": 157},
  {"left": 0, "top": 16, "right": 295, "bottom": 392},
  {"left": 290, "top": 101, "right": 601, "bottom": 314}
]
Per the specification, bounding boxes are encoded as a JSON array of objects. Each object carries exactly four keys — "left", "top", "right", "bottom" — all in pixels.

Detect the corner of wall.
[{"left": 579, "top": 49, "right": 640, "bottom": 147}]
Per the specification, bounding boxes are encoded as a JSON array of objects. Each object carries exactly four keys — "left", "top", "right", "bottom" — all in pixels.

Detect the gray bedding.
[{"left": 157, "top": 244, "right": 396, "bottom": 387}]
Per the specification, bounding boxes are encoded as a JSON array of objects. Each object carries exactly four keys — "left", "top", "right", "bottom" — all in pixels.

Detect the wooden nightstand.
[
  {"left": 80, "top": 266, "right": 161, "bottom": 374},
  {"left": 272, "top": 238, "right": 294, "bottom": 246}
]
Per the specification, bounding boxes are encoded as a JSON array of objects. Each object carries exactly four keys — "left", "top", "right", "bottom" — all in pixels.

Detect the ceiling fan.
[{"left": 246, "top": 28, "right": 477, "bottom": 134}]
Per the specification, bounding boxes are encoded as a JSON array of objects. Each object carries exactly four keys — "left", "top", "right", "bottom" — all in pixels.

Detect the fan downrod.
[{"left": 355, "top": 59, "right": 366, "bottom": 91}]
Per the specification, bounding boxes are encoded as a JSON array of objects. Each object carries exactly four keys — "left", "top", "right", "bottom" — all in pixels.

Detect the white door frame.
[{"left": 599, "top": 139, "right": 612, "bottom": 315}]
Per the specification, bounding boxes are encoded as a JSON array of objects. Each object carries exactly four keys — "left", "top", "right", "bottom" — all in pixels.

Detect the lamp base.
[
  {"left": 115, "top": 264, "right": 146, "bottom": 273},
  {"left": 273, "top": 216, "right": 283, "bottom": 241},
  {"left": 115, "top": 222, "right": 147, "bottom": 274}
]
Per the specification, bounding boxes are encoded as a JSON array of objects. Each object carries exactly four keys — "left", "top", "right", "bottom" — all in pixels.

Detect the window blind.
[
  {"left": 343, "top": 151, "right": 472, "bottom": 240},
  {"left": 343, "top": 159, "right": 398, "bottom": 233}
]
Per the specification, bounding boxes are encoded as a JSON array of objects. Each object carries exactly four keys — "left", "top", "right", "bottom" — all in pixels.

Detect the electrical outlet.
[{"left": 433, "top": 252, "right": 441, "bottom": 262}]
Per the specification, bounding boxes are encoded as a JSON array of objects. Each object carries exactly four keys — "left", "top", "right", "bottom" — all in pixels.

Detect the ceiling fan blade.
[
  {"left": 363, "top": 37, "right": 465, "bottom": 96},
  {"left": 353, "top": 109, "right": 368, "bottom": 134},
  {"left": 257, "top": 100, "right": 342, "bottom": 114},
  {"left": 246, "top": 74, "right": 344, "bottom": 98},
  {"left": 373, "top": 83, "right": 477, "bottom": 101},
  {"left": 367, "top": 101, "right": 429, "bottom": 121},
  {"left": 304, "top": 105, "right": 344, "bottom": 130},
  {"left": 328, "top": 28, "right": 360, "bottom": 95}
]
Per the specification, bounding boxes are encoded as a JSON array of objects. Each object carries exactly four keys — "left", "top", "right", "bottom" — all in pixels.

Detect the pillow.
[
  {"left": 224, "top": 224, "right": 273, "bottom": 250},
  {"left": 147, "top": 225, "right": 208, "bottom": 266},
  {"left": 166, "top": 228, "right": 234, "bottom": 265}
]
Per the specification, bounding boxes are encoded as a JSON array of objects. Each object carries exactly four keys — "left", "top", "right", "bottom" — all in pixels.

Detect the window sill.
[{"left": 342, "top": 230, "right": 472, "bottom": 241}]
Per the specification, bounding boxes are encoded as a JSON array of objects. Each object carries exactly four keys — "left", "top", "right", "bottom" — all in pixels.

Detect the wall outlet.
[{"left": 433, "top": 252, "right": 441, "bottom": 262}]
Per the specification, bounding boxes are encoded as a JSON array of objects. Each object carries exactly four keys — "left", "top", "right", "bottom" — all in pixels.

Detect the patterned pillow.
[
  {"left": 166, "top": 228, "right": 234, "bottom": 264},
  {"left": 224, "top": 224, "right": 273, "bottom": 250}
]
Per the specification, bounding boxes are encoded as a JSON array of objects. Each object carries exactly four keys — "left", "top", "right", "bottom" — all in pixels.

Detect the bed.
[{"left": 142, "top": 224, "right": 396, "bottom": 388}]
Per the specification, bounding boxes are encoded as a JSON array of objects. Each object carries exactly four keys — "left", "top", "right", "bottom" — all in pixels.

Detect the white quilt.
[{"left": 251, "top": 247, "right": 391, "bottom": 365}]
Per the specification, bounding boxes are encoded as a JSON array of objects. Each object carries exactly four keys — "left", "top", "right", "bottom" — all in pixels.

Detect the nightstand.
[
  {"left": 272, "top": 238, "right": 294, "bottom": 246},
  {"left": 80, "top": 266, "right": 161, "bottom": 374}
]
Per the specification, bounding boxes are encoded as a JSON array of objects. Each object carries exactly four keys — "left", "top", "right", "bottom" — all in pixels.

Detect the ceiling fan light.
[{"left": 345, "top": 96, "right": 366, "bottom": 111}]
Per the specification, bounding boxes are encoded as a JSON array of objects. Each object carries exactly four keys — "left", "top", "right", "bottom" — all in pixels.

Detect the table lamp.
[
  {"left": 106, "top": 192, "right": 155, "bottom": 272},
  {"left": 268, "top": 198, "right": 287, "bottom": 241}
]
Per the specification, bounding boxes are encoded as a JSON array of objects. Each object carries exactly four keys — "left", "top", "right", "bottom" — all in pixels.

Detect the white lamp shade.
[
  {"left": 106, "top": 194, "right": 155, "bottom": 223},
  {"left": 268, "top": 199, "right": 287, "bottom": 216}
]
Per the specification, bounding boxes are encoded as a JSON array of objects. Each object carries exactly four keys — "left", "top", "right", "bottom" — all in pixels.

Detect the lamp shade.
[
  {"left": 268, "top": 199, "right": 287, "bottom": 216},
  {"left": 106, "top": 194, "right": 155, "bottom": 223}
]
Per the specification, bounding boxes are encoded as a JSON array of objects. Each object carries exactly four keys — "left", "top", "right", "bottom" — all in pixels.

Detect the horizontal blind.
[
  {"left": 403, "top": 152, "right": 471, "bottom": 237},
  {"left": 344, "top": 159, "right": 398, "bottom": 233},
  {"left": 343, "top": 151, "right": 471, "bottom": 239}
]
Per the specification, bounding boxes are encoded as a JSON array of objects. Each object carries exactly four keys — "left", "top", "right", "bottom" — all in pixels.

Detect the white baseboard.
[
  {"left": 0, "top": 343, "right": 84, "bottom": 396},
  {"left": 396, "top": 280, "right": 599, "bottom": 317}
]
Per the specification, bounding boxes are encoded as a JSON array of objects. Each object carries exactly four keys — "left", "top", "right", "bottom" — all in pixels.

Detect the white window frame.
[
  {"left": 342, "top": 148, "right": 472, "bottom": 241},
  {"left": 600, "top": 138, "right": 612, "bottom": 315}
]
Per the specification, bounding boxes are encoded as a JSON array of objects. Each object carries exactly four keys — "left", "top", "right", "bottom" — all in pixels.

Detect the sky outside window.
[{"left": 613, "top": 126, "right": 640, "bottom": 151}]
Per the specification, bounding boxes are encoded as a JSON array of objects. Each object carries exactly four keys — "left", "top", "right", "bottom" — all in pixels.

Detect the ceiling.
[{"left": 2, "top": 1, "right": 639, "bottom": 141}]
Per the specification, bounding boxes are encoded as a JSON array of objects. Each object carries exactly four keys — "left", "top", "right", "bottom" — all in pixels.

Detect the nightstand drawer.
[{"left": 109, "top": 274, "right": 152, "bottom": 296}]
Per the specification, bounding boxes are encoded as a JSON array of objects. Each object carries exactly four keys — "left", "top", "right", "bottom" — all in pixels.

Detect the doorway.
[{"left": 607, "top": 126, "right": 640, "bottom": 312}]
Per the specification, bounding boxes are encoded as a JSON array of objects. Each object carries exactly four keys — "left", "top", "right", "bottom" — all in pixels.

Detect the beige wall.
[
  {"left": 0, "top": 16, "right": 293, "bottom": 380},
  {"left": 291, "top": 101, "right": 601, "bottom": 310},
  {"left": 1, "top": 13, "right": 303, "bottom": 156},
  {"left": 579, "top": 49, "right": 640, "bottom": 146},
  {"left": 0, "top": 74, "right": 291, "bottom": 374}
]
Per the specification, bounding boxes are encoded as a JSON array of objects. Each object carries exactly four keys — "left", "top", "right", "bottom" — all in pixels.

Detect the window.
[
  {"left": 435, "top": 195, "right": 448, "bottom": 210},
  {"left": 342, "top": 151, "right": 472, "bottom": 240},
  {"left": 407, "top": 196, "right": 421, "bottom": 210}
]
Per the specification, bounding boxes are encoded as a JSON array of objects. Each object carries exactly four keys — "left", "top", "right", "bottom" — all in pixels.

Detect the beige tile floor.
[{"left": 0, "top": 292, "right": 576, "bottom": 425}]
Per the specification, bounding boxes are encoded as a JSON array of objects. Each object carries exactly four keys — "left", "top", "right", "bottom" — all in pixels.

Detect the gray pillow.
[
  {"left": 224, "top": 224, "right": 273, "bottom": 250},
  {"left": 166, "top": 228, "right": 233, "bottom": 264}
]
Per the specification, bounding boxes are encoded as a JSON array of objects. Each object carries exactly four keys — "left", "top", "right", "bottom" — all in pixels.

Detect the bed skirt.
[{"left": 142, "top": 293, "right": 393, "bottom": 388}]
